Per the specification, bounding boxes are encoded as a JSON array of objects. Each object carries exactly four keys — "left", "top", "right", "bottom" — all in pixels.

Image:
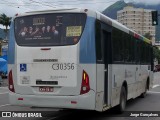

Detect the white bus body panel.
[
  {"left": 9, "top": 91, "right": 95, "bottom": 110},
  {"left": 95, "top": 64, "right": 105, "bottom": 111},
  {"left": 14, "top": 45, "right": 81, "bottom": 95},
  {"left": 111, "top": 64, "right": 149, "bottom": 107}
]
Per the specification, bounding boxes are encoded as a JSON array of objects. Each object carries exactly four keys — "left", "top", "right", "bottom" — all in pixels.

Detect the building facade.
[
  {"left": 155, "top": 11, "right": 160, "bottom": 46},
  {"left": 117, "top": 6, "right": 155, "bottom": 44}
]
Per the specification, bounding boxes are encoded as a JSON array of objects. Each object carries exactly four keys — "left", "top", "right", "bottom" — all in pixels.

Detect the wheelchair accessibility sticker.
[{"left": 20, "top": 64, "right": 27, "bottom": 72}]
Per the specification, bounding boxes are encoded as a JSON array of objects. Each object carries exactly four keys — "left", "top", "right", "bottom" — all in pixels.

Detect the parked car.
[{"left": 154, "top": 64, "right": 160, "bottom": 72}]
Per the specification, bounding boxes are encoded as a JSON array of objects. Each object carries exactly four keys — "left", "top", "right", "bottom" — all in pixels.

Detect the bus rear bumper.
[{"left": 9, "top": 90, "right": 95, "bottom": 110}]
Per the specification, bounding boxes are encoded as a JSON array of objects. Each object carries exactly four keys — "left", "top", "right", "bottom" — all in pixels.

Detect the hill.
[
  {"left": 103, "top": 0, "right": 160, "bottom": 19},
  {"left": 102, "top": 1, "right": 127, "bottom": 19}
]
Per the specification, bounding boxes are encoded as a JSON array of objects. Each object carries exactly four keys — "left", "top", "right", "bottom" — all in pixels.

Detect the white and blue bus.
[{"left": 8, "top": 8, "right": 154, "bottom": 112}]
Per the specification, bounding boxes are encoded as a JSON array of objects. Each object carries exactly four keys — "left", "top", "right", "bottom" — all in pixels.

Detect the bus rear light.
[
  {"left": 8, "top": 70, "right": 15, "bottom": 93},
  {"left": 80, "top": 70, "right": 90, "bottom": 95}
]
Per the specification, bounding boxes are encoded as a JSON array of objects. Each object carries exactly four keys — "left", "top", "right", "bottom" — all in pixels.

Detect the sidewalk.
[{"left": 153, "top": 72, "right": 160, "bottom": 85}]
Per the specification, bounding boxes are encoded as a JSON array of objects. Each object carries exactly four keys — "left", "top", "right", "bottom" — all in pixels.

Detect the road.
[{"left": 0, "top": 72, "right": 160, "bottom": 120}]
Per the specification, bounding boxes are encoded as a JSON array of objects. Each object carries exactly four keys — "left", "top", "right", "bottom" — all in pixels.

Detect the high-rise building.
[
  {"left": 155, "top": 11, "right": 160, "bottom": 46},
  {"left": 117, "top": 6, "right": 155, "bottom": 45}
]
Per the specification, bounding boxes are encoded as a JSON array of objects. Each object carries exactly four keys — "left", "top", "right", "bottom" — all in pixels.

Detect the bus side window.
[
  {"left": 95, "top": 21, "right": 102, "bottom": 62},
  {"left": 112, "top": 28, "right": 124, "bottom": 63},
  {"left": 135, "top": 39, "right": 140, "bottom": 64}
]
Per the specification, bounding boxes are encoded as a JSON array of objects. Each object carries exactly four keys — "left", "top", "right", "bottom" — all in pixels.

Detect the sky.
[
  {"left": 1, "top": 0, "right": 160, "bottom": 17},
  {"left": 0, "top": 0, "right": 160, "bottom": 28},
  {"left": 0, "top": 0, "right": 118, "bottom": 17}
]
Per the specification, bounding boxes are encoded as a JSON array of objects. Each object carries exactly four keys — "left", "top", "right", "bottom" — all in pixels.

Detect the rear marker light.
[
  {"left": 41, "top": 48, "right": 51, "bottom": 50},
  {"left": 15, "top": 13, "right": 18, "bottom": 16},
  {"left": 80, "top": 70, "right": 90, "bottom": 95},
  {"left": 84, "top": 9, "right": 88, "bottom": 12},
  {"left": 71, "top": 101, "right": 77, "bottom": 104},
  {"left": 73, "top": 37, "right": 78, "bottom": 43},
  {"left": 18, "top": 98, "right": 23, "bottom": 101}
]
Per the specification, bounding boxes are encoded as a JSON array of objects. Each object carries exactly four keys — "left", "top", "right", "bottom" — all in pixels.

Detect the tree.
[
  {"left": 0, "top": 13, "right": 12, "bottom": 39},
  {"left": 144, "top": 32, "right": 152, "bottom": 40}
]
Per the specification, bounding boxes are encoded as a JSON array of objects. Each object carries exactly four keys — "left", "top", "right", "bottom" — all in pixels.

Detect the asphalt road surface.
[{"left": 0, "top": 72, "right": 160, "bottom": 120}]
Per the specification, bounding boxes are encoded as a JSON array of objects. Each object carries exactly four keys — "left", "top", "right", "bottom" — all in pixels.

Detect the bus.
[{"left": 8, "top": 8, "right": 154, "bottom": 112}]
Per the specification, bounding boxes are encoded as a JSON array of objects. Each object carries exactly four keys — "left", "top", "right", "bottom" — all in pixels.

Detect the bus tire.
[{"left": 117, "top": 86, "right": 127, "bottom": 113}]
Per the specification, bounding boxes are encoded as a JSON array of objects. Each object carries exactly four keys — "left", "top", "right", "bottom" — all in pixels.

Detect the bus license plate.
[{"left": 39, "top": 87, "right": 53, "bottom": 92}]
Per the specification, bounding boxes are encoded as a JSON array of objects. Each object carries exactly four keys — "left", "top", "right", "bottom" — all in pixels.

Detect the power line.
[
  {"left": 28, "top": 0, "right": 118, "bottom": 9},
  {"left": 0, "top": 0, "right": 118, "bottom": 11},
  {"left": 29, "top": 0, "right": 58, "bottom": 8},
  {"left": 0, "top": 0, "right": 118, "bottom": 6},
  {"left": 45, "top": 0, "right": 117, "bottom": 3}
]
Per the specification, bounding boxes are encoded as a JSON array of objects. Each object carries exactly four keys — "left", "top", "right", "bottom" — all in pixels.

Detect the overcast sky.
[
  {"left": 0, "top": 0, "right": 160, "bottom": 28},
  {"left": 0, "top": 0, "right": 118, "bottom": 17}
]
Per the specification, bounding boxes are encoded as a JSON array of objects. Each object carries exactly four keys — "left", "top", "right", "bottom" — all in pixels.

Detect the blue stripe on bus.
[
  {"left": 8, "top": 21, "right": 15, "bottom": 64},
  {"left": 79, "top": 17, "right": 96, "bottom": 64}
]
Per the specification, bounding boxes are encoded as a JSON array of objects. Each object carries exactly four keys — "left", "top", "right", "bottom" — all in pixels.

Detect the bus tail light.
[
  {"left": 80, "top": 70, "right": 90, "bottom": 95},
  {"left": 8, "top": 70, "right": 15, "bottom": 93}
]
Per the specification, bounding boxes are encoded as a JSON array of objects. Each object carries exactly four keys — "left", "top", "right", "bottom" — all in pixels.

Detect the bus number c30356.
[{"left": 52, "top": 63, "right": 75, "bottom": 70}]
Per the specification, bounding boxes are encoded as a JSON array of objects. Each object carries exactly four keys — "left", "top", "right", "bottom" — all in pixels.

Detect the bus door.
[
  {"left": 102, "top": 24, "right": 112, "bottom": 105},
  {"left": 96, "top": 21, "right": 112, "bottom": 107}
]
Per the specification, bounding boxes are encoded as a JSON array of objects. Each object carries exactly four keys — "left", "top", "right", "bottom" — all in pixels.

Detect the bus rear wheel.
[{"left": 117, "top": 86, "right": 127, "bottom": 113}]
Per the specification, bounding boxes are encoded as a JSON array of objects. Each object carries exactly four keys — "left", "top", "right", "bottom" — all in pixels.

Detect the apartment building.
[
  {"left": 117, "top": 6, "right": 155, "bottom": 44},
  {"left": 155, "top": 11, "right": 160, "bottom": 46}
]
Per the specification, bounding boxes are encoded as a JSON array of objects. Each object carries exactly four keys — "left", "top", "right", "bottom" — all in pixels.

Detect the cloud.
[
  {"left": 0, "top": 0, "right": 118, "bottom": 17},
  {"left": 125, "top": 0, "right": 160, "bottom": 5},
  {"left": 0, "top": 5, "right": 24, "bottom": 17},
  {"left": 1, "top": 0, "right": 159, "bottom": 18}
]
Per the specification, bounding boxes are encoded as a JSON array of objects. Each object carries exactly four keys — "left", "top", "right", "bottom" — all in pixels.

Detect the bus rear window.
[{"left": 14, "top": 13, "right": 86, "bottom": 46}]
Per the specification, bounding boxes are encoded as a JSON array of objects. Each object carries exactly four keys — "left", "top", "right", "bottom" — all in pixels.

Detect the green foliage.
[
  {"left": 0, "top": 13, "right": 11, "bottom": 29},
  {"left": 144, "top": 32, "right": 152, "bottom": 40},
  {"left": 0, "top": 13, "right": 12, "bottom": 39},
  {"left": 153, "top": 46, "right": 160, "bottom": 63}
]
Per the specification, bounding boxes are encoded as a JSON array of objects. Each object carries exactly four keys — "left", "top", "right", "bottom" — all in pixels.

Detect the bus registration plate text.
[{"left": 39, "top": 87, "right": 53, "bottom": 92}]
